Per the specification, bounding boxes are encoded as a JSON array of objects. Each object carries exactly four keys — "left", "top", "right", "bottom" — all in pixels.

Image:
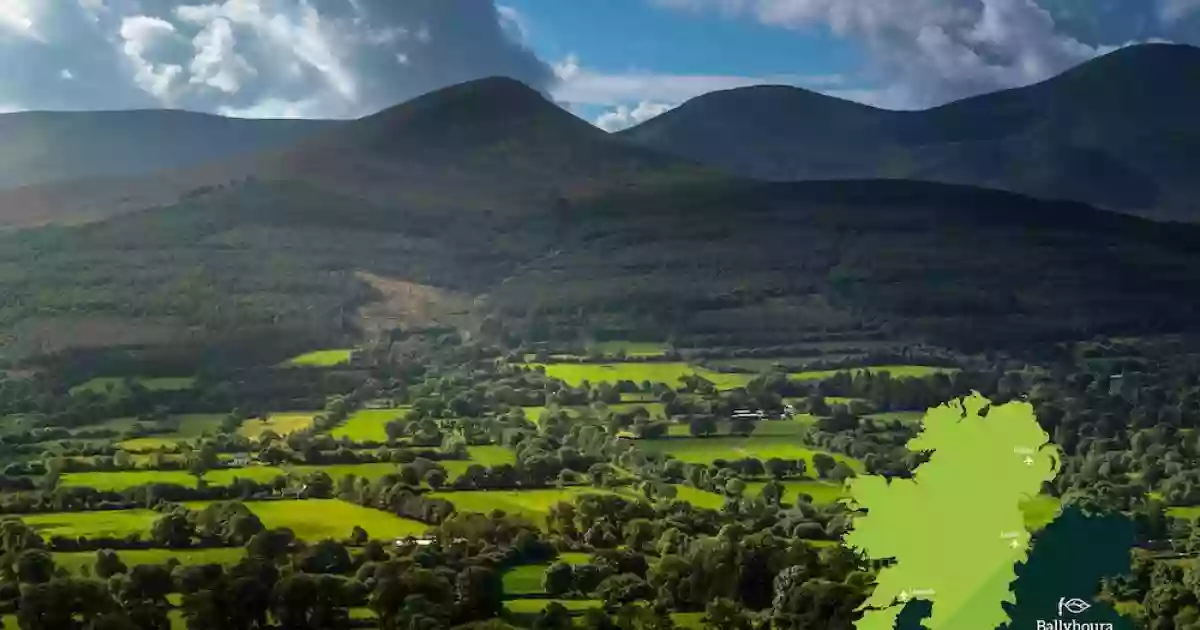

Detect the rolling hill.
[
  {"left": 618, "top": 43, "right": 1200, "bottom": 222},
  {"left": 0, "top": 109, "right": 334, "bottom": 190},
  {"left": 0, "top": 78, "right": 714, "bottom": 229}
]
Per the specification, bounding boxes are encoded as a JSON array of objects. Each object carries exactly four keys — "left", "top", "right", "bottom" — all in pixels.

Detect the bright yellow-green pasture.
[
  {"left": 18, "top": 510, "right": 161, "bottom": 539},
  {"left": 665, "top": 417, "right": 814, "bottom": 437},
  {"left": 634, "top": 436, "right": 864, "bottom": 472},
  {"left": 238, "top": 413, "right": 317, "bottom": 439},
  {"left": 118, "top": 414, "right": 227, "bottom": 451},
  {"left": 54, "top": 547, "right": 247, "bottom": 574},
  {"left": 181, "top": 500, "right": 428, "bottom": 541},
  {"left": 328, "top": 407, "right": 410, "bottom": 441},
  {"left": 787, "top": 365, "right": 959, "bottom": 382},
  {"left": 588, "top": 341, "right": 669, "bottom": 357},
  {"left": 281, "top": 349, "right": 355, "bottom": 367},
  {"left": 430, "top": 488, "right": 616, "bottom": 527},
  {"left": 503, "top": 599, "right": 602, "bottom": 614},
  {"left": 528, "top": 362, "right": 754, "bottom": 390}
]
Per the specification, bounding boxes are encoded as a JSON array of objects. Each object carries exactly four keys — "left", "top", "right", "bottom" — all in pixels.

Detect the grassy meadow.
[
  {"left": 237, "top": 413, "right": 317, "bottom": 439},
  {"left": 744, "top": 479, "right": 849, "bottom": 505},
  {"left": 118, "top": 414, "right": 227, "bottom": 451},
  {"left": 328, "top": 407, "right": 410, "bottom": 441},
  {"left": 634, "top": 435, "right": 864, "bottom": 472},
  {"left": 588, "top": 341, "right": 669, "bottom": 357},
  {"left": 54, "top": 547, "right": 247, "bottom": 575},
  {"left": 430, "top": 488, "right": 616, "bottom": 528},
  {"left": 503, "top": 599, "right": 602, "bottom": 615},
  {"left": 281, "top": 349, "right": 355, "bottom": 367},
  {"left": 70, "top": 377, "right": 196, "bottom": 397},
  {"left": 665, "top": 417, "right": 814, "bottom": 437},
  {"left": 501, "top": 553, "right": 593, "bottom": 595},
  {"left": 787, "top": 365, "right": 959, "bottom": 382},
  {"left": 529, "top": 362, "right": 754, "bottom": 391},
  {"left": 20, "top": 509, "right": 161, "bottom": 539},
  {"left": 182, "top": 500, "right": 429, "bottom": 541}
]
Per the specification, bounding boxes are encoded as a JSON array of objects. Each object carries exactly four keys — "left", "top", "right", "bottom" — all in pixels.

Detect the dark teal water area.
[{"left": 893, "top": 506, "right": 1136, "bottom": 630}]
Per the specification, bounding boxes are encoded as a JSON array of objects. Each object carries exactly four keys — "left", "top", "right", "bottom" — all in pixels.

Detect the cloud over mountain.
[{"left": 0, "top": 0, "right": 551, "bottom": 118}]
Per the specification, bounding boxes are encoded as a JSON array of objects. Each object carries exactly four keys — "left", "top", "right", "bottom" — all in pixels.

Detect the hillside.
[
  {"left": 4, "top": 176, "right": 1200, "bottom": 361},
  {"left": 618, "top": 43, "right": 1200, "bottom": 222},
  {"left": 0, "top": 109, "right": 334, "bottom": 190},
  {"left": 0, "top": 78, "right": 714, "bottom": 229}
]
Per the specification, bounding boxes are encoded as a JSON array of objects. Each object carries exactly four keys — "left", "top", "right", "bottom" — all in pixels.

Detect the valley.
[{"left": 0, "top": 41, "right": 1197, "bottom": 630}]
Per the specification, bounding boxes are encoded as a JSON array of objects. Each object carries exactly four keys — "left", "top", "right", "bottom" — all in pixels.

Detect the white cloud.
[
  {"left": 653, "top": 0, "right": 1143, "bottom": 107},
  {"left": 552, "top": 56, "right": 845, "bottom": 106},
  {"left": 0, "top": 0, "right": 40, "bottom": 40},
  {"left": 188, "top": 17, "right": 255, "bottom": 94},
  {"left": 60, "top": 68, "right": 74, "bottom": 80},
  {"left": 595, "top": 101, "right": 675, "bottom": 131},
  {"left": 119, "top": 15, "right": 184, "bottom": 102},
  {"left": 497, "top": 4, "right": 530, "bottom": 43},
  {"left": 175, "top": 0, "right": 358, "bottom": 103},
  {"left": 217, "top": 95, "right": 323, "bottom": 118},
  {"left": 0, "top": 102, "right": 23, "bottom": 114}
]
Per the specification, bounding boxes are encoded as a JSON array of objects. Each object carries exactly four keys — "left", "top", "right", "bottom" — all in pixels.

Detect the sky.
[{"left": 0, "top": 0, "right": 1197, "bottom": 131}]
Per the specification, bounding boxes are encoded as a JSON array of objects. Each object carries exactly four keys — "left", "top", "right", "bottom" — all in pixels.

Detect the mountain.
[
  {"left": 0, "top": 78, "right": 714, "bottom": 229},
  {"left": 618, "top": 43, "right": 1200, "bottom": 222},
  {"left": 0, "top": 109, "right": 335, "bottom": 190}
]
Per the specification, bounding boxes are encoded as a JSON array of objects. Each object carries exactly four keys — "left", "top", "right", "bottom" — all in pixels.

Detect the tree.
[
  {"left": 689, "top": 415, "right": 718, "bottom": 438},
  {"left": 533, "top": 602, "right": 573, "bottom": 630},
  {"left": 455, "top": 565, "right": 503, "bottom": 622},
  {"left": 729, "top": 417, "right": 756, "bottom": 437},
  {"left": 298, "top": 540, "right": 352, "bottom": 574},
  {"left": 95, "top": 549, "right": 128, "bottom": 579},
  {"left": 424, "top": 468, "right": 447, "bottom": 490},
  {"left": 765, "top": 458, "right": 791, "bottom": 480},
  {"left": 543, "top": 562, "right": 574, "bottom": 598},
  {"left": 16, "top": 549, "right": 55, "bottom": 584},
  {"left": 151, "top": 512, "right": 195, "bottom": 547},
  {"left": 828, "top": 462, "right": 857, "bottom": 484},
  {"left": 812, "top": 454, "right": 837, "bottom": 479},
  {"left": 349, "top": 526, "right": 369, "bottom": 546},
  {"left": 595, "top": 574, "right": 652, "bottom": 607}
]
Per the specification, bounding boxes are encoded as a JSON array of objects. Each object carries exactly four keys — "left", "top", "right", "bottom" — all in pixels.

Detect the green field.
[
  {"left": 503, "top": 599, "right": 602, "bottom": 614},
  {"left": 328, "top": 408, "right": 410, "bottom": 441},
  {"left": 70, "top": 377, "right": 196, "bottom": 397},
  {"left": 670, "top": 485, "right": 727, "bottom": 510},
  {"left": 282, "top": 349, "right": 355, "bottom": 367},
  {"left": 61, "top": 446, "right": 514, "bottom": 492},
  {"left": 1167, "top": 505, "right": 1200, "bottom": 520},
  {"left": 787, "top": 365, "right": 959, "bottom": 382},
  {"left": 182, "top": 500, "right": 429, "bottom": 541},
  {"left": 589, "top": 341, "right": 669, "bottom": 357},
  {"left": 238, "top": 413, "right": 317, "bottom": 439},
  {"left": 529, "top": 362, "right": 754, "bottom": 391},
  {"left": 522, "top": 403, "right": 667, "bottom": 425},
  {"left": 665, "top": 417, "right": 814, "bottom": 437},
  {"left": 634, "top": 436, "right": 864, "bottom": 472},
  {"left": 20, "top": 510, "right": 161, "bottom": 539},
  {"left": 54, "top": 547, "right": 247, "bottom": 574},
  {"left": 744, "top": 479, "right": 849, "bottom": 505},
  {"left": 62, "top": 466, "right": 286, "bottom": 491},
  {"left": 430, "top": 489, "right": 616, "bottom": 527},
  {"left": 118, "top": 414, "right": 227, "bottom": 451},
  {"left": 500, "top": 554, "right": 596, "bottom": 595}
]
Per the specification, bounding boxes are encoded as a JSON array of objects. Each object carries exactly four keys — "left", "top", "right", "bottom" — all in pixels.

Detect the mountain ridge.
[{"left": 618, "top": 43, "right": 1200, "bottom": 221}]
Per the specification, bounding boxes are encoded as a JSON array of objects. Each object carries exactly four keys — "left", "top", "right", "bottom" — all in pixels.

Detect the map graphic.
[{"left": 843, "top": 393, "right": 1062, "bottom": 630}]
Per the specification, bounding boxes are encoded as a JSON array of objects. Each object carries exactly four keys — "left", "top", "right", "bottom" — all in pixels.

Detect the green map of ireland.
[{"left": 843, "top": 393, "right": 1061, "bottom": 630}]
